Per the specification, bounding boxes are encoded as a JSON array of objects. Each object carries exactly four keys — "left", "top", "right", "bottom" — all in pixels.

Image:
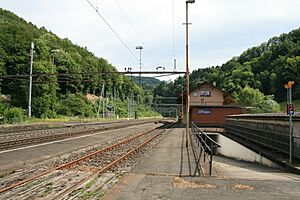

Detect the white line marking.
[{"left": 0, "top": 123, "right": 152, "bottom": 154}]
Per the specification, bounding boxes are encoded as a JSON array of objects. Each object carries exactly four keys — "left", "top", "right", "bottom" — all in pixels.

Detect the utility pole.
[
  {"left": 106, "top": 91, "right": 109, "bottom": 118},
  {"left": 114, "top": 86, "right": 117, "bottom": 118},
  {"left": 174, "top": 59, "right": 177, "bottom": 71},
  {"left": 102, "top": 84, "right": 105, "bottom": 118},
  {"left": 98, "top": 83, "right": 105, "bottom": 118},
  {"left": 127, "top": 96, "right": 130, "bottom": 119},
  {"left": 136, "top": 46, "right": 143, "bottom": 86},
  {"left": 51, "top": 49, "right": 59, "bottom": 74},
  {"left": 185, "top": 0, "right": 195, "bottom": 147},
  {"left": 285, "top": 81, "right": 295, "bottom": 164},
  {"left": 28, "top": 42, "right": 34, "bottom": 118}
]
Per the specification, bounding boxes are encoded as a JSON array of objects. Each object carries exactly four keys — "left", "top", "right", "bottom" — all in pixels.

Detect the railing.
[
  {"left": 294, "top": 136, "right": 300, "bottom": 160},
  {"left": 190, "top": 122, "right": 221, "bottom": 176},
  {"left": 224, "top": 121, "right": 300, "bottom": 162}
]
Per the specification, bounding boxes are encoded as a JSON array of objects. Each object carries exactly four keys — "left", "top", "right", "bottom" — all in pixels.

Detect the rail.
[
  {"left": 190, "top": 122, "right": 221, "bottom": 176},
  {"left": 0, "top": 123, "right": 174, "bottom": 194}
]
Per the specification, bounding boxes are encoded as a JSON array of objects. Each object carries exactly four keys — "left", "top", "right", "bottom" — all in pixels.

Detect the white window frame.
[{"left": 199, "top": 90, "right": 211, "bottom": 97}]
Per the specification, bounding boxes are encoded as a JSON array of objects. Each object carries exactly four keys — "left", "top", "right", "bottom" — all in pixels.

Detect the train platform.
[{"left": 104, "top": 127, "right": 300, "bottom": 200}]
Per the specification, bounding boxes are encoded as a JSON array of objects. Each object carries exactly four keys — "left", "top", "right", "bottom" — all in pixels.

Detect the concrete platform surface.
[{"left": 104, "top": 127, "right": 300, "bottom": 200}]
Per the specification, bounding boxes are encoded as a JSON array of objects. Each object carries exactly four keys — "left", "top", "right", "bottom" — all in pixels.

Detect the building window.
[
  {"left": 199, "top": 90, "right": 211, "bottom": 97},
  {"left": 193, "top": 92, "right": 198, "bottom": 97}
]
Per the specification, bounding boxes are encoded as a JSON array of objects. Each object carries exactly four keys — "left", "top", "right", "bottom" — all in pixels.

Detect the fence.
[
  {"left": 224, "top": 120, "right": 300, "bottom": 162},
  {"left": 190, "top": 122, "right": 220, "bottom": 176}
]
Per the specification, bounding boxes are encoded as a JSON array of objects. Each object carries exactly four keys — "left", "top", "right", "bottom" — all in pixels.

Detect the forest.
[
  {"left": 154, "top": 27, "right": 300, "bottom": 113},
  {"left": 0, "top": 8, "right": 158, "bottom": 123}
]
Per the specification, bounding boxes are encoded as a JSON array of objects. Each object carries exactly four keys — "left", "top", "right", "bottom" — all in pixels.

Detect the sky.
[{"left": 1, "top": 0, "right": 300, "bottom": 80}]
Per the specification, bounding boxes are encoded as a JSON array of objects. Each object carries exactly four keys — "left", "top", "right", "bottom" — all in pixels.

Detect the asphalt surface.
[
  {"left": 0, "top": 122, "right": 158, "bottom": 174},
  {"left": 104, "top": 127, "right": 300, "bottom": 200}
]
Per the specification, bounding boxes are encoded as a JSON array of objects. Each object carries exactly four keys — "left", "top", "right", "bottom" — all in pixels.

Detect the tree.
[
  {"left": 260, "top": 95, "right": 281, "bottom": 113},
  {"left": 238, "top": 86, "right": 264, "bottom": 106}
]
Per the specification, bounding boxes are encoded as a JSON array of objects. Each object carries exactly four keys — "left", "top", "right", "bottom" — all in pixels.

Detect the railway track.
[
  {"left": 0, "top": 122, "right": 174, "bottom": 199},
  {"left": 0, "top": 120, "right": 130, "bottom": 135},
  {"left": 0, "top": 120, "right": 157, "bottom": 150}
]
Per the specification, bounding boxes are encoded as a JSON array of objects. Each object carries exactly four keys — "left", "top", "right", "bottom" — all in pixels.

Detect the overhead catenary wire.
[
  {"left": 113, "top": 0, "right": 159, "bottom": 68},
  {"left": 0, "top": 70, "right": 184, "bottom": 79},
  {"left": 85, "top": 0, "right": 140, "bottom": 63},
  {"left": 114, "top": 0, "right": 143, "bottom": 45}
]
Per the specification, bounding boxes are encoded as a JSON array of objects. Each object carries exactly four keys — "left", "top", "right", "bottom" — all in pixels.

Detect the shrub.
[
  {"left": 57, "top": 93, "right": 95, "bottom": 117},
  {"left": 3, "top": 107, "right": 25, "bottom": 123}
]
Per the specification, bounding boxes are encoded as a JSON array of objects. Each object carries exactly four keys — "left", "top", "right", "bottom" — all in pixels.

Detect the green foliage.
[
  {"left": 137, "top": 104, "right": 161, "bottom": 118},
  {"left": 155, "top": 27, "right": 300, "bottom": 108},
  {"left": 115, "top": 99, "right": 128, "bottom": 118},
  {"left": 260, "top": 96, "right": 281, "bottom": 113},
  {"left": 239, "top": 86, "right": 264, "bottom": 106},
  {"left": 32, "top": 95, "right": 58, "bottom": 118},
  {"left": 239, "top": 86, "right": 280, "bottom": 113},
  {"left": 57, "top": 94, "right": 95, "bottom": 117},
  {"left": 0, "top": 105, "right": 25, "bottom": 124},
  {"left": 131, "top": 76, "right": 161, "bottom": 93},
  {"left": 0, "top": 8, "right": 159, "bottom": 121}
]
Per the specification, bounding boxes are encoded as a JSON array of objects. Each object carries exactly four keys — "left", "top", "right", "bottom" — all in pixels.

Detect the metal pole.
[
  {"left": 98, "top": 83, "right": 105, "bottom": 118},
  {"left": 127, "top": 97, "right": 130, "bottom": 119},
  {"left": 174, "top": 59, "right": 177, "bottom": 71},
  {"left": 139, "top": 49, "right": 142, "bottom": 86},
  {"left": 102, "top": 86, "right": 105, "bottom": 118},
  {"left": 136, "top": 46, "right": 143, "bottom": 86},
  {"left": 28, "top": 42, "right": 34, "bottom": 118},
  {"left": 185, "top": 2, "right": 190, "bottom": 147},
  {"left": 289, "top": 87, "right": 293, "bottom": 164},
  {"left": 182, "top": 87, "right": 184, "bottom": 119},
  {"left": 114, "top": 86, "right": 116, "bottom": 118}
]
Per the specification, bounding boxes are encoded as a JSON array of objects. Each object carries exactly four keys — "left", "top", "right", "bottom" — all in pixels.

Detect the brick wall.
[{"left": 191, "top": 107, "right": 246, "bottom": 124}]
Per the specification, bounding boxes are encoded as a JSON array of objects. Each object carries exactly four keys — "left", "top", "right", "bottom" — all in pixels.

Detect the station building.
[{"left": 189, "top": 82, "right": 246, "bottom": 126}]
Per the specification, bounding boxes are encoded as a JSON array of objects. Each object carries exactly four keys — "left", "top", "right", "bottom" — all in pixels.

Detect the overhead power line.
[
  {"left": 0, "top": 71, "right": 184, "bottom": 79},
  {"left": 113, "top": 0, "right": 159, "bottom": 67},
  {"left": 85, "top": 0, "right": 139, "bottom": 63},
  {"left": 114, "top": 0, "right": 142, "bottom": 44}
]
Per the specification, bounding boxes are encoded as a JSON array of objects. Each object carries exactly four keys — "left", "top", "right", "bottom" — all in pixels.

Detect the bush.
[
  {"left": 32, "top": 95, "right": 58, "bottom": 118},
  {"left": 247, "top": 95, "right": 281, "bottom": 113},
  {"left": 2, "top": 107, "right": 25, "bottom": 124},
  {"left": 239, "top": 86, "right": 281, "bottom": 113},
  {"left": 260, "top": 95, "right": 281, "bottom": 113},
  {"left": 238, "top": 86, "right": 264, "bottom": 106},
  {"left": 57, "top": 93, "right": 96, "bottom": 117}
]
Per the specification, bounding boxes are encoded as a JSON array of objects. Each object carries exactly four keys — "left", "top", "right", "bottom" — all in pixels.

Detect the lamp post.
[
  {"left": 136, "top": 46, "right": 143, "bottom": 86},
  {"left": 28, "top": 42, "right": 34, "bottom": 118},
  {"left": 185, "top": 0, "right": 195, "bottom": 147}
]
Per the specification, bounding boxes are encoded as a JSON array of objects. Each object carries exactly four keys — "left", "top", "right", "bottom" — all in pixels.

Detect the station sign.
[
  {"left": 198, "top": 109, "right": 211, "bottom": 115},
  {"left": 287, "top": 104, "right": 295, "bottom": 115}
]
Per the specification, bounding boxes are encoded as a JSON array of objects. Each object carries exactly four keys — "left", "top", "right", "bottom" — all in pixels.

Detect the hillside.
[
  {"left": 130, "top": 76, "right": 161, "bottom": 92},
  {"left": 0, "top": 8, "right": 157, "bottom": 120},
  {"left": 155, "top": 28, "right": 300, "bottom": 104},
  {"left": 190, "top": 28, "right": 300, "bottom": 101}
]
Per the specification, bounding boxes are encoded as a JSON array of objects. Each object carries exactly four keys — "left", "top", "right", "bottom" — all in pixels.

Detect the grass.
[
  {"left": 42, "top": 182, "right": 54, "bottom": 197},
  {"left": 279, "top": 99, "right": 300, "bottom": 112},
  {"left": 76, "top": 177, "right": 98, "bottom": 199}
]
